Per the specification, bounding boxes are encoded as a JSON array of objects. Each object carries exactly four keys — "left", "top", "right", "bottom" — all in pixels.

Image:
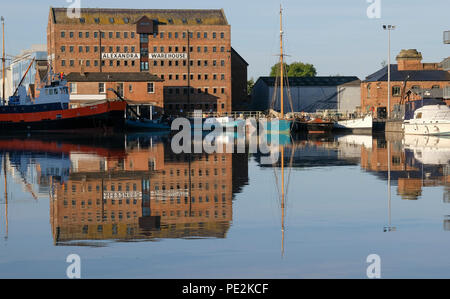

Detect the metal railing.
[{"left": 185, "top": 111, "right": 266, "bottom": 119}]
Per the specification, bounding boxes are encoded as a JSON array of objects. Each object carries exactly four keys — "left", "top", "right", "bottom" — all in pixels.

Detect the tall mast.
[
  {"left": 279, "top": 5, "right": 284, "bottom": 119},
  {"left": 1, "top": 16, "right": 5, "bottom": 106}
]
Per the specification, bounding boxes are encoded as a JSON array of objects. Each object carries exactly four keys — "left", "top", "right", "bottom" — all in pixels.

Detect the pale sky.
[{"left": 1, "top": 0, "right": 449, "bottom": 80}]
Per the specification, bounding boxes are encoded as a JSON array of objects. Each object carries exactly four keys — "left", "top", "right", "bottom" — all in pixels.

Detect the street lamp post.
[{"left": 383, "top": 25, "right": 396, "bottom": 119}]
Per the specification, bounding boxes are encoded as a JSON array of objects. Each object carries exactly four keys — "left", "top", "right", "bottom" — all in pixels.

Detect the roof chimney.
[{"left": 396, "top": 49, "right": 423, "bottom": 71}]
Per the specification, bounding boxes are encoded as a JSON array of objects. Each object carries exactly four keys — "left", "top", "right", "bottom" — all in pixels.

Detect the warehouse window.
[
  {"left": 392, "top": 86, "right": 401, "bottom": 96},
  {"left": 94, "top": 32, "right": 98, "bottom": 38},
  {"left": 61, "top": 31, "right": 65, "bottom": 38},
  {"left": 94, "top": 18, "right": 100, "bottom": 24},
  {"left": 69, "top": 46, "right": 74, "bottom": 52},
  {"left": 116, "top": 32, "right": 121, "bottom": 38},
  {"left": 175, "top": 32, "right": 179, "bottom": 38},
  {"left": 79, "top": 32, "right": 83, "bottom": 38},
  {"left": 61, "top": 60, "right": 66, "bottom": 66},
  {"left": 85, "top": 32, "right": 89, "bottom": 38},
  {"left": 109, "top": 18, "right": 115, "bottom": 24},
  {"left": 182, "top": 18, "right": 187, "bottom": 24},
  {"left": 79, "top": 18, "right": 85, "bottom": 24},
  {"left": 86, "top": 60, "right": 90, "bottom": 67},
  {"left": 147, "top": 83, "right": 154, "bottom": 93},
  {"left": 168, "top": 18, "right": 174, "bottom": 24},
  {"left": 197, "top": 32, "right": 201, "bottom": 39},
  {"left": 196, "top": 18, "right": 202, "bottom": 24},
  {"left": 123, "top": 17, "right": 129, "bottom": 24},
  {"left": 213, "top": 32, "right": 217, "bottom": 39},
  {"left": 367, "top": 84, "right": 371, "bottom": 98},
  {"left": 131, "top": 32, "right": 135, "bottom": 38},
  {"left": 221, "top": 32, "right": 225, "bottom": 39},
  {"left": 70, "top": 60, "right": 74, "bottom": 66},
  {"left": 220, "top": 46, "right": 225, "bottom": 52},
  {"left": 109, "top": 32, "right": 113, "bottom": 38},
  {"left": 69, "top": 32, "right": 74, "bottom": 38},
  {"left": 61, "top": 46, "right": 65, "bottom": 53}
]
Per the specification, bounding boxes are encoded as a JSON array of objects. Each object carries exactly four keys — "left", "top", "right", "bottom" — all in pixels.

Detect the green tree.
[
  {"left": 247, "top": 78, "right": 255, "bottom": 96},
  {"left": 287, "top": 62, "right": 317, "bottom": 77},
  {"left": 270, "top": 63, "right": 290, "bottom": 77},
  {"left": 270, "top": 61, "right": 316, "bottom": 77}
]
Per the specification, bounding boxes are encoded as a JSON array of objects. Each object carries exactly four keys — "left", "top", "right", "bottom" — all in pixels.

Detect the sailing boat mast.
[
  {"left": 1, "top": 16, "right": 5, "bottom": 106},
  {"left": 279, "top": 5, "right": 284, "bottom": 119}
]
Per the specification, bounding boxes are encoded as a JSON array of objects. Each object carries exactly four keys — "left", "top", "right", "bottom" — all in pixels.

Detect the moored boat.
[
  {"left": 333, "top": 114, "right": 373, "bottom": 132},
  {"left": 403, "top": 104, "right": 450, "bottom": 136},
  {"left": 0, "top": 75, "right": 126, "bottom": 132}
]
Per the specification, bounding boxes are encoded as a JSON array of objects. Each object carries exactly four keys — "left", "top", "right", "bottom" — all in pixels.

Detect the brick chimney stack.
[{"left": 396, "top": 49, "right": 423, "bottom": 71}]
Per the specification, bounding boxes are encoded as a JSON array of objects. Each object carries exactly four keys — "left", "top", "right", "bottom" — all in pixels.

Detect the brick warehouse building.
[
  {"left": 47, "top": 7, "right": 248, "bottom": 114},
  {"left": 361, "top": 49, "right": 450, "bottom": 117},
  {"left": 65, "top": 72, "right": 164, "bottom": 117}
]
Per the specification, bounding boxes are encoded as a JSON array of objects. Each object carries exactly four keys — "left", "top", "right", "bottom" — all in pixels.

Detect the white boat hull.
[
  {"left": 404, "top": 122, "right": 450, "bottom": 136},
  {"left": 334, "top": 115, "right": 373, "bottom": 131}
]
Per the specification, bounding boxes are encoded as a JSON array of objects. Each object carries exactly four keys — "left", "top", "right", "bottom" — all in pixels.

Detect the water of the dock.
[{"left": 0, "top": 132, "right": 449, "bottom": 278}]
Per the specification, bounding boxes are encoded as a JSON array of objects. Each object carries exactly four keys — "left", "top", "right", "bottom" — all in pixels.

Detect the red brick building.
[
  {"left": 361, "top": 49, "right": 450, "bottom": 117},
  {"left": 47, "top": 7, "right": 248, "bottom": 114},
  {"left": 65, "top": 72, "right": 164, "bottom": 116}
]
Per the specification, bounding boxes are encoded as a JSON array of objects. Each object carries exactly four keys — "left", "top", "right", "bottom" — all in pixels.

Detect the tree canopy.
[{"left": 270, "top": 61, "right": 317, "bottom": 77}]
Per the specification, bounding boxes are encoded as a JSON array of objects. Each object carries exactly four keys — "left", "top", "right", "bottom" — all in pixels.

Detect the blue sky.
[{"left": 1, "top": 0, "right": 449, "bottom": 80}]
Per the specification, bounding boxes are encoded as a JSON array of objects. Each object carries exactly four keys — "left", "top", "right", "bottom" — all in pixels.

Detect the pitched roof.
[
  {"left": 66, "top": 72, "right": 163, "bottom": 82},
  {"left": 257, "top": 76, "right": 359, "bottom": 87},
  {"left": 364, "top": 65, "right": 450, "bottom": 82},
  {"left": 50, "top": 7, "right": 228, "bottom": 26}
]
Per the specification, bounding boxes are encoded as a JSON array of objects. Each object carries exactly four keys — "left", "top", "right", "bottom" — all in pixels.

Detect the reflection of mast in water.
[
  {"left": 3, "top": 152, "right": 8, "bottom": 240},
  {"left": 384, "top": 140, "right": 396, "bottom": 232}
]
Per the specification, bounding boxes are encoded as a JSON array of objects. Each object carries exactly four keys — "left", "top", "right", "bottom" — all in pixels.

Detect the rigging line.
[
  {"left": 284, "top": 68, "right": 295, "bottom": 114},
  {"left": 270, "top": 74, "right": 280, "bottom": 110}
]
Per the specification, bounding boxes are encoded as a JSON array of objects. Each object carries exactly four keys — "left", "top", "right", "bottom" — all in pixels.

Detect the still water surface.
[{"left": 0, "top": 132, "right": 449, "bottom": 278}]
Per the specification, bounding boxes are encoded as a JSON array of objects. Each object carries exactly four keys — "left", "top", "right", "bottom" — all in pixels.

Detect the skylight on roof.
[{"left": 109, "top": 18, "right": 115, "bottom": 24}]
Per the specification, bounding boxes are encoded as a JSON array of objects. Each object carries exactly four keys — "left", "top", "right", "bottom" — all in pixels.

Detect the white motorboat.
[
  {"left": 334, "top": 115, "right": 373, "bottom": 132},
  {"left": 403, "top": 104, "right": 450, "bottom": 136}
]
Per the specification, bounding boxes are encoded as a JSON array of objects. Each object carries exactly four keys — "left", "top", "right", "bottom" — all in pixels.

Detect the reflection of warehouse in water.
[{"left": 49, "top": 139, "right": 249, "bottom": 245}]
